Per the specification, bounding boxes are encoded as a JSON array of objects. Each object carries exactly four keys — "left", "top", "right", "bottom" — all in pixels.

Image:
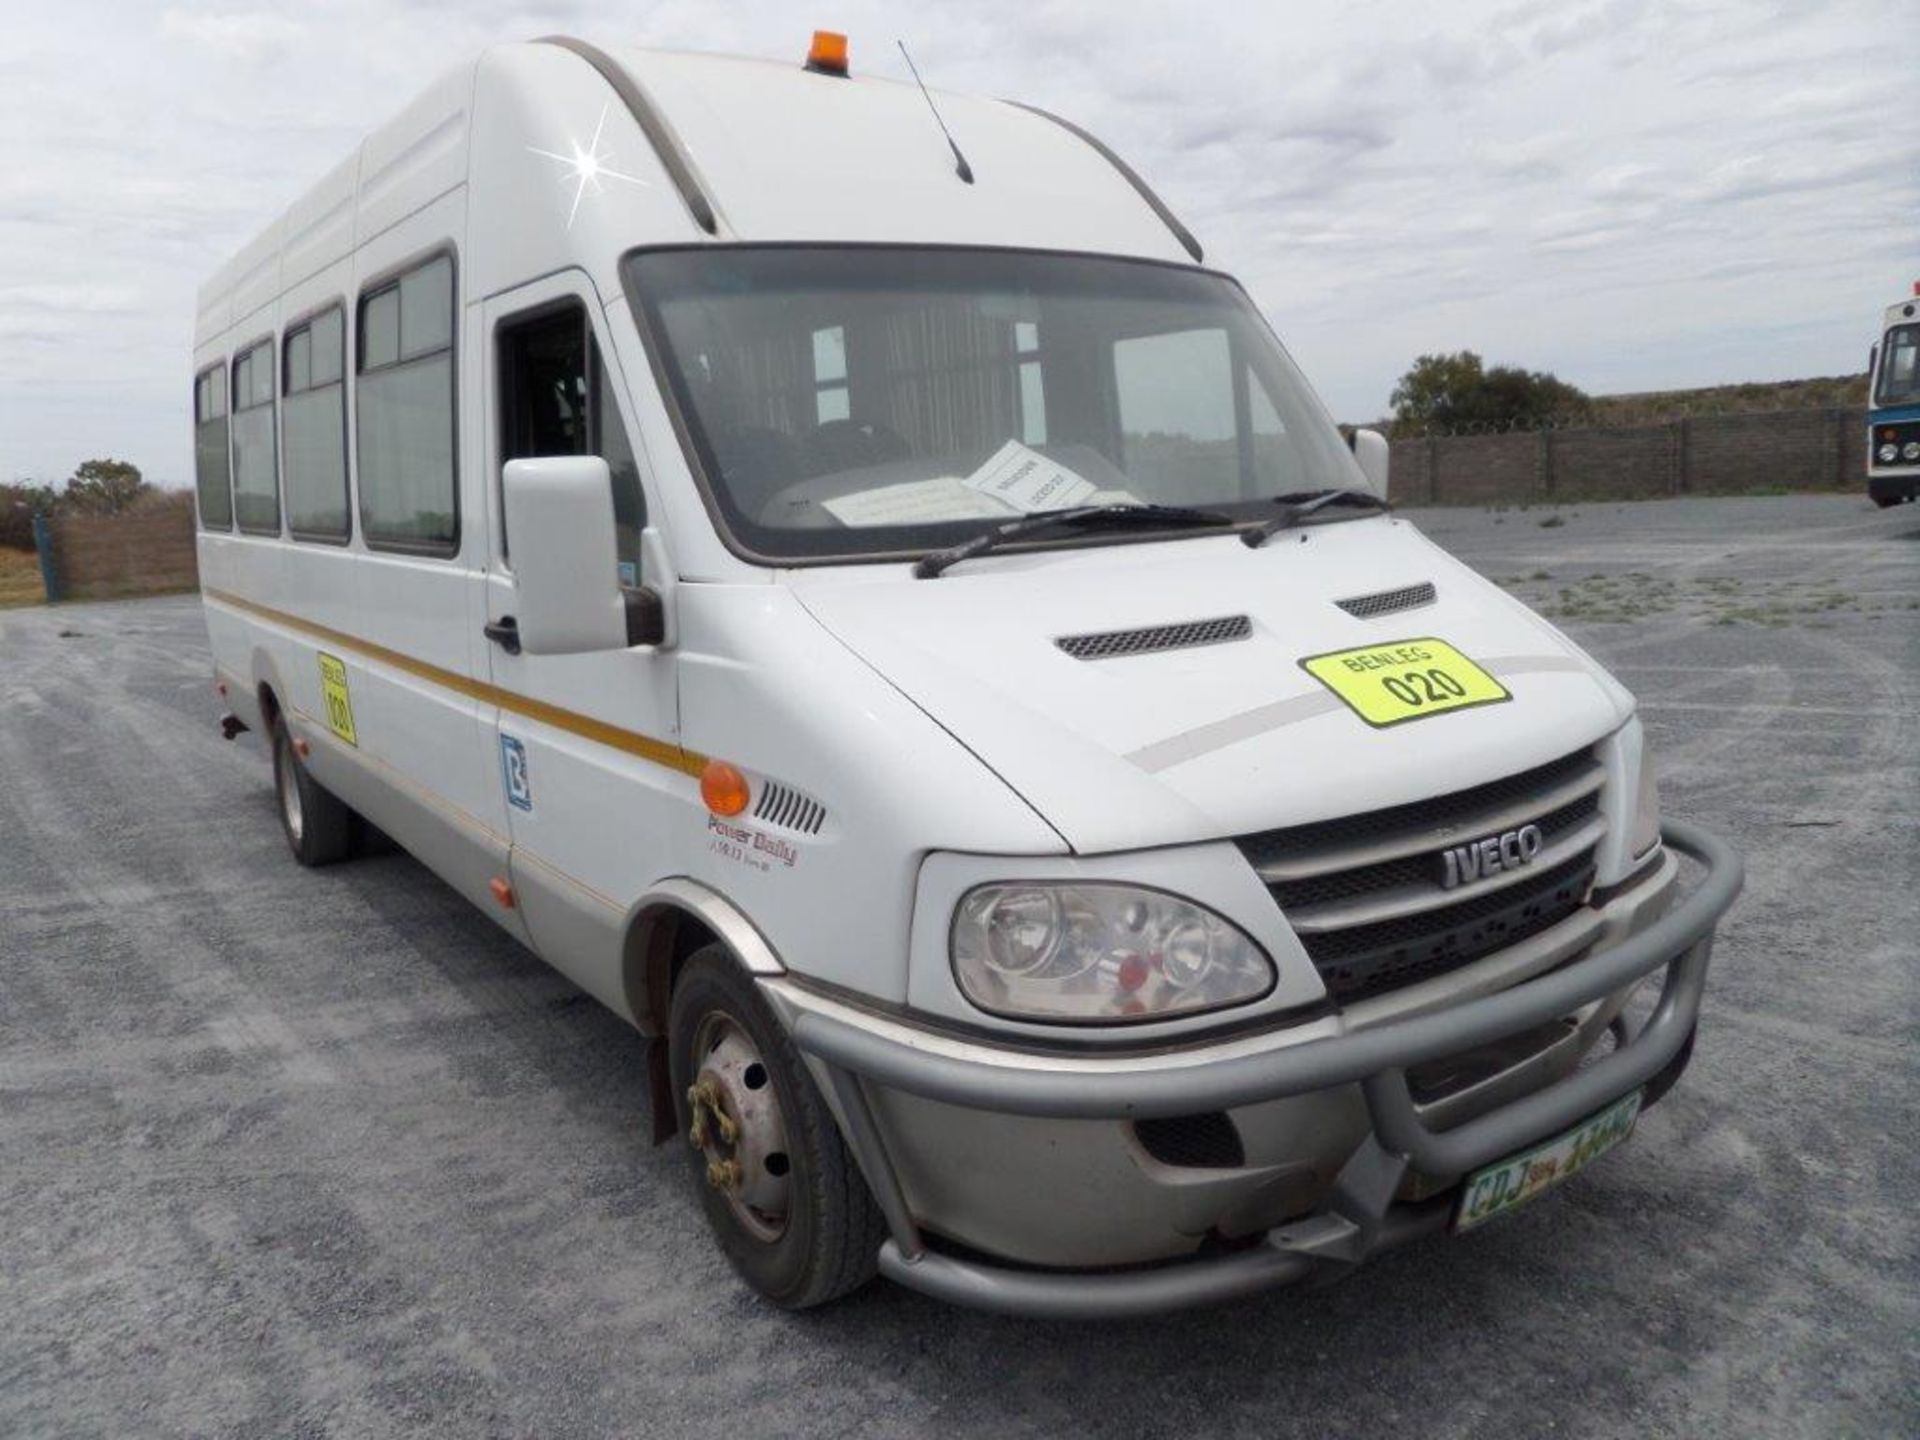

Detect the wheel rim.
[
  {"left": 686, "top": 1013, "right": 792, "bottom": 1243},
  {"left": 278, "top": 736, "right": 304, "bottom": 844}
]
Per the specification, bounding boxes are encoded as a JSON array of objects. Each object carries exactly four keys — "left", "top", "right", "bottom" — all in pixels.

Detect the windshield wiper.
[
  {"left": 1241, "top": 489, "right": 1390, "bottom": 549},
  {"left": 913, "top": 503, "right": 1235, "bottom": 578}
]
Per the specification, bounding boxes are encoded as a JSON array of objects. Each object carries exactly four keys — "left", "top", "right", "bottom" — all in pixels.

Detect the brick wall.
[
  {"left": 1390, "top": 406, "right": 1866, "bottom": 505},
  {"left": 1436, "top": 433, "right": 1540, "bottom": 504},
  {"left": 46, "top": 497, "right": 199, "bottom": 601}
]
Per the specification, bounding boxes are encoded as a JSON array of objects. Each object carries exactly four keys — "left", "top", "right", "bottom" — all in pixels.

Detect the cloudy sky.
[{"left": 2, "top": 0, "right": 1915, "bottom": 487}]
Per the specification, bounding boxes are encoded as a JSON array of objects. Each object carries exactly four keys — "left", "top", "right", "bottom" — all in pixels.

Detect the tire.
[
  {"left": 668, "top": 945, "right": 885, "bottom": 1308},
  {"left": 271, "top": 719, "right": 353, "bottom": 867}
]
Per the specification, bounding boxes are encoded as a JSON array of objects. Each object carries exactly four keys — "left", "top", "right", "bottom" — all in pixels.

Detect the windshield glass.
[
  {"left": 623, "top": 247, "right": 1365, "bottom": 561},
  {"left": 1878, "top": 324, "right": 1920, "bottom": 407}
]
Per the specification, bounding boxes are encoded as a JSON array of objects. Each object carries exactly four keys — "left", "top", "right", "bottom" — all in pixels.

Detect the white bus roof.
[{"left": 196, "top": 39, "right": 1201, "bottom": 340}]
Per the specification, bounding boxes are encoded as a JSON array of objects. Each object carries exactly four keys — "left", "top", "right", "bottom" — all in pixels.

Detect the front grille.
[
  {"left": 1056, "top": 614, "right": 1251, "bottom": 660},
  {"left": 1335, "top": 581, "right": 1437, "bottom": 619},
  {"left": 1238, "top": 749, "right": 1606, "bottom": 1005},
  {"left": 1242, "top": 750, "right": 1595, "bottom": 861},
  {"left": 1267, "top": 789, "right": 1600, "bottom": 910},
  {"left": 1305, "top": 851, "right": 1597, "bottom": 1002}
]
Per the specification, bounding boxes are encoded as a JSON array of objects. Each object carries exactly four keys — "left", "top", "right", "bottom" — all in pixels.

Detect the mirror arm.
[{"left": 624, "top": 586, "right": 666, "bottom": 648}]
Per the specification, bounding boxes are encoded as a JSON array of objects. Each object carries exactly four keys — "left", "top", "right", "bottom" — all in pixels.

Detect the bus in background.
[{"left": 1868, "top": 283, "right": 1920, "bottom": 508}]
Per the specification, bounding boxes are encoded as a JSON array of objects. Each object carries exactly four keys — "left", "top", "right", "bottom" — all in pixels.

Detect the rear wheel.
[
  {"left": 668, "top": 946, "right": 884, "bottom": 1308},
  {"left": 271, "top": 720, "right": 353, "bottom": 867}
]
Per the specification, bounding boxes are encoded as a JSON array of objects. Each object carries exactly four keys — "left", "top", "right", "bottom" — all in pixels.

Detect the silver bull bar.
[{"left": 792, "top": 820, "right": 1743, "bottom": 1319}]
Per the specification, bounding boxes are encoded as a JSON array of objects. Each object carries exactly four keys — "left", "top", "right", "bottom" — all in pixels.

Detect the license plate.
[
  {"left": 1454, "top": 1090, "right": 1643, "bottom": 1233},
  {"left": 1299, "top": 637, "right": 1509, "bottom": 728}
]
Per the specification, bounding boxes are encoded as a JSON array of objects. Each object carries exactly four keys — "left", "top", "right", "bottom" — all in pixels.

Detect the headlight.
[
  {"left": 1904, "top": 441, "right": 1920, "bottom": 461},
  {"left": 952, "top": 883, "right": 1274, "bottom": 1023},
  {"left": 1629, "top": 750, "right": 1662, "bottom": 860},
  {"left": 1880, "top": 443, "right": 1900, "bottom": 464}
]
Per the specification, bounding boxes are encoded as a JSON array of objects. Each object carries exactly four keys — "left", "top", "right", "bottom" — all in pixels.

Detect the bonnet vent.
[
  {"left": 1335, "top": 582, "right": 1436, "bottom": 620},
  {"left": 1056, "top": 614, "right": 1252, "bottom": 661},
  {"left": 753, "top": 780, "right": 827, "bottom": 835}
]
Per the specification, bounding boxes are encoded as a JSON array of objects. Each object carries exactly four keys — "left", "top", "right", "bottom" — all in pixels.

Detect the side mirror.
[
  {"left": 1349, "top": 428, "right": 1390, "bottom": 499},
  {"left": 502, "top": 456, "right": 632, "bottom": 655}
]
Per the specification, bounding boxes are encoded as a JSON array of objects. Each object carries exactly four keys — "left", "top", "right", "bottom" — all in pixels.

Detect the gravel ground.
[{"left": 2, "top": 494, "right": 1915, "bottom": 1439}]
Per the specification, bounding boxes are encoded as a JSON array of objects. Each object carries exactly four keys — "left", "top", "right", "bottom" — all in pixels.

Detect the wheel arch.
[
  {"left": 250, "top": 646, "right": 290, "bottom": 734},
  {"left": 622, "top": 881, "right": 786, "bottom": 1145}
]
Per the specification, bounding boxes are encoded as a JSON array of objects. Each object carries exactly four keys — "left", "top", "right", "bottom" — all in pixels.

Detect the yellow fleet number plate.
[
  {"left": 317, "top": 652, "right": 359, "bottom": 747},
  {"left": 1299, "top": 637, "right": 1509, "bottom": 728}
]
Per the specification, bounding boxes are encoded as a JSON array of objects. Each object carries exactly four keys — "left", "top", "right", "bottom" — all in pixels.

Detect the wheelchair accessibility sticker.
[{"left": 500, "top": 734, "right": 533, "bottom": 812}]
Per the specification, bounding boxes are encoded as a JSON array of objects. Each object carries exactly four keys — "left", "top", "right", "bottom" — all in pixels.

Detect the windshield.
[
  {"left": 1878, "top": 324, "right": 1920, "bottom": 408},
  {"left": 623, "top": 247, "right": 1366, "bottom": 562}
]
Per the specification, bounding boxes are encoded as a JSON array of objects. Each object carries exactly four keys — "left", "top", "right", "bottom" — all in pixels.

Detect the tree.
[
  {"left": 63, "top": 458, "right": 148, "bottom": 515},
  {"left": 1389, "top": 351, "right": 1590, "bottom": 437}
]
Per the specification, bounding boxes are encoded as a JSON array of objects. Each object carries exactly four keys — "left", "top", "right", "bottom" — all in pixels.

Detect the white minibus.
[{"left": 194, "top": 34, "right": 1741, "bottom": 1316}]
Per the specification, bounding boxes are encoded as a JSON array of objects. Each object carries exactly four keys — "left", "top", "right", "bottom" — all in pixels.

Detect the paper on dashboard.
[
  {"left": 960, "top": 440, "right": 1099, "bottom": 513},
  {"left": 821, "top": 477, "right": 1015, "bottom": 528}
]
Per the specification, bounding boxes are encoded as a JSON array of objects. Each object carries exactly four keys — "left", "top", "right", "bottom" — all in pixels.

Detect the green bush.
[{"left": 1, "top": 460, "right": 151, "bottom": 550}]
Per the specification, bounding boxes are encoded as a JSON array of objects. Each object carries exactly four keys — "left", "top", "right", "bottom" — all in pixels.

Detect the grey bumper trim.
[
  {"left": 870, "top": 1197, "right": 1454, "bottom": 1321},
  {"left": 794, "top": 819, "right": 1741, "bottom": 1316}
]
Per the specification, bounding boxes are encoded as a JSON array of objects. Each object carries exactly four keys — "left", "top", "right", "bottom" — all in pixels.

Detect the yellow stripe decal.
[{"left": 205, "top": 588, "right": 707, "bottom": 778}]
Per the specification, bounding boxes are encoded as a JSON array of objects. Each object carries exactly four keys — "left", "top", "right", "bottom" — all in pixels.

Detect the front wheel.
[{"left": 668, "top": 946, "right": 884, "bottom": 1308}]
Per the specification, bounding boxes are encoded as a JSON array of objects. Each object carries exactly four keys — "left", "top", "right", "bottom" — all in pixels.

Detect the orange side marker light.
[
  {"left": 293, "top": 737, "right": 311, "bottom": 759},
  {"left": 489, "top": 877, "right": 517, "bottom": 909},
  {"left": 700, "top": 760, "right": 751, "bottom": 817}
]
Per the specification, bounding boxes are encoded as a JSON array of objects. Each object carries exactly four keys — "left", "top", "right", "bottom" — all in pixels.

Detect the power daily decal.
[
  {"left": 1299, "top": 637, "right": 1510, "bottom": 728},
  {"left": 706, "top": 815, "right": 798, "bottom": 872},
  {"left": 317, "top": 653, "right": 358, "bottom": 746},
  {"left": 500, "top": 734, "right": 533, "bottom": 812}
]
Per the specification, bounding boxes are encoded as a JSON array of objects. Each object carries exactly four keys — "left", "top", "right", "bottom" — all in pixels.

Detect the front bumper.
[
  {"left": 786, "top": 819, "right": 1741, "bottom": 1318},
  {"left": 1868, "top": 470, "right": 1920, "bottom": 504}
]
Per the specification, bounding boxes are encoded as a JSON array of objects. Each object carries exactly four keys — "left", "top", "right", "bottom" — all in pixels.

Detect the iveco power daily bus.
[{"left": 192, "top": 33, "right": 1741, "bottom": 1317}]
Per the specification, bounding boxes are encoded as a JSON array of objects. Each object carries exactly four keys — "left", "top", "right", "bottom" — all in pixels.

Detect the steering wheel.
[{"left": 801, "top": 419, "right": 912, "bottom": 477}]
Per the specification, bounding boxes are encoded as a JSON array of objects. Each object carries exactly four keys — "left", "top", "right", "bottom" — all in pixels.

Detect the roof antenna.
[{"left": 897, "top": 40, "right": 974, "bottom": 185}]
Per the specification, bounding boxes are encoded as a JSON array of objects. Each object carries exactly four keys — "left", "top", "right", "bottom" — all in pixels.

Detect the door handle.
[{"left": 483, "top": 615, "right": 521, "bottom": 655}]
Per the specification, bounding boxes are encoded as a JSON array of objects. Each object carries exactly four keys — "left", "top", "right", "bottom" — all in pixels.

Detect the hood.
[{"left": 794, "top": 517, "right": 1633, "bottom": 855}]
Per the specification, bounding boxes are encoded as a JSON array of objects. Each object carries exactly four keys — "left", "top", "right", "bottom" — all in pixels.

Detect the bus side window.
[
  {"left": 283, "top": 306, "right": 350, "bottom": 542},
  {"left": 230, "top": 338, "right": 282, "bottom": 535},
  {"left": 193, "top": 363, "right": 234, "bottom": 531},
  {"left": 497, "top": 301, "right": 645, "bottom": 580},
  {"left": 357, "top": 255, "right": 457, "bottom": 552}
]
